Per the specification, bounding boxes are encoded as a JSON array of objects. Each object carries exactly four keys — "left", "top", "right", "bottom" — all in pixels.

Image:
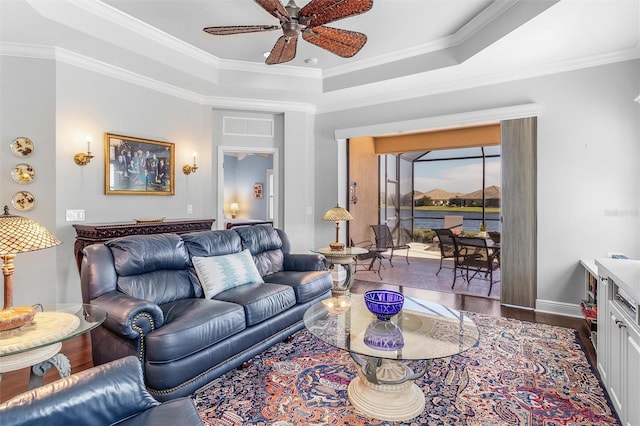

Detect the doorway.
[
  {"left": 345, "top": 117, "right": 537, "bottom": 308},
  {"left": 217, "top": 146, "right": 279, "bottom": 229}
]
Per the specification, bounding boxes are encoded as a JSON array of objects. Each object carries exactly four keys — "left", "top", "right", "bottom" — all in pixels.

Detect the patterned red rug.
[{"left": 192, "top": 313, "right": 619, "bottom": 425}]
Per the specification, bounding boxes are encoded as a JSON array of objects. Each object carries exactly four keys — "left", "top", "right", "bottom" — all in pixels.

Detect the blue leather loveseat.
[
  {"left": 0, "top": 356, "right": 203, "bottom": 426},
  {"left": 80, "top": 225, "right": 332, "bottom": 401}
]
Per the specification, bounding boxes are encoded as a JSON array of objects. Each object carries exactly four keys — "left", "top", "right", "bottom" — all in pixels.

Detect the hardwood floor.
[
  {"left": 0, "top": 333, "right": 93, "bottom": 403},
  {"left": 0, "top": 261, "right": 596, "bottom": 404}
]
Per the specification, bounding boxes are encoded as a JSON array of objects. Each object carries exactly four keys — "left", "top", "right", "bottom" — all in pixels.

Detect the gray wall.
[{"left": 1, "top": 57, "right": 58, "bottom": 305}]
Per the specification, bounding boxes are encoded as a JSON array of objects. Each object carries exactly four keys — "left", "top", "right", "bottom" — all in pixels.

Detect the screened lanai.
[{"left": 347, "top": 123, "right": 502, "bottom": 246}]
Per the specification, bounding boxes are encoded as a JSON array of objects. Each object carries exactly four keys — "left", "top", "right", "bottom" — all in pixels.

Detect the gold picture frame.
[{"left": 104, "top": 133, "right": 175, "bottom": 195}]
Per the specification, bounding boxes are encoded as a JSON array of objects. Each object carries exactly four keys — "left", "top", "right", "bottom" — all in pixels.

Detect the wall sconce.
[
  {"left": 183, "top": 152, "right": 198, "bottom": 175},
  {"left": 230, "top": 202, "right": 239, "bottom": 219},
  {"left": 73, "top": 135, "right": 94, "bottom": 166},
  {"left": 350, "top": 181, "right": 358, "bottom": 205}
]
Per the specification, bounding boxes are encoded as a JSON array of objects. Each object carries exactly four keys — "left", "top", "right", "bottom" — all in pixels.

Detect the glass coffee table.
[
  {"left": 0, "top": 303, "right": 106, "bottom": 389},
  {"left": 303, "top": 293, "right": 479, "bottom": 421}
]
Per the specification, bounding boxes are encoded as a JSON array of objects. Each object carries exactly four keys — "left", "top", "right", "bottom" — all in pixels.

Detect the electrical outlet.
[
  {"left": 187, "top": 204, "right": 193, "bottom": 215},
  {"left": 65, "top": 209, "right": 85, "bottom": 222}
]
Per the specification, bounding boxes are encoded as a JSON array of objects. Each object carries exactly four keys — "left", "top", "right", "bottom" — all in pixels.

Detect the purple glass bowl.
[
  {"left": 364, "top": 290, "right": 404, "bottom": 321},
  {"left": 364, "top": 320, "right": 404, "bottom": 351}
]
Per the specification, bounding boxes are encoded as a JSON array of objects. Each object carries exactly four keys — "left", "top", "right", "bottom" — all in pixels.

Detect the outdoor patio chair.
[
  {"left": 452, "top": 236, "right": 500, "bottom": 296},
  {"left": 433, "top": 228, "right": 456, "bottom": 275},
  {"left": 350, "top": 239, "right": 383, "bottom": 280},
  {"left": 370, "top": 224, "right": 410, "bottom": 267},
  {"left": 443, "top": 215, "right": 464, "bottom": 235}
]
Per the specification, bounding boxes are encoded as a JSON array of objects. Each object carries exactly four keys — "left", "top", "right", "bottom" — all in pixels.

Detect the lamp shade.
[
  {"left": 0, "top": 205, "right": 61, "bottom": 330},
  {"left": 322, "top": 205, "right": 353, "bottom": 222},
  {"left": 0, "top": 206, "right": 61, "bottom": 254},
  {"left": 230, "top": 202, "right": 239, "bottom": 212}
]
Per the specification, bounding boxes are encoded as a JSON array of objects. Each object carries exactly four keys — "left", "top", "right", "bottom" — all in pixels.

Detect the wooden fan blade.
[
  {"left": 302, "top": 26, "right": 367, "bottom": 58},
  {"left": 300, "top": 0, "right": 373, "bottom": 27},
  {"left": 266, "top": 35, "right": 298, "bottom": 65},
  {"left": 255, "top": 0, "right": 290, "bottom": 21},
  {"left": 203, "top": 25, "right": 280, "bottom": 35}
]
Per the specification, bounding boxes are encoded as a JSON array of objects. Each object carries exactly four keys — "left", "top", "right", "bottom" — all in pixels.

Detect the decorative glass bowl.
[
  {"left": 364, "top": 320, "right": 404, "bottom": 351},
  {"left": 364, "top": 290, "right": 404, "bottom": 321}
]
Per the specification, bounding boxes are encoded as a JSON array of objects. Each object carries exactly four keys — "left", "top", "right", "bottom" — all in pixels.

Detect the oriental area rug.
[{"left": 192, "top": 313, "right": 619, "bottom": 425}]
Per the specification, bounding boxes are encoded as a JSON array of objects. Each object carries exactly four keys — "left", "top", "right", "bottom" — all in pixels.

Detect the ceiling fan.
[{"left": 203, "top": 0, "right": 373, "bottom": 65}]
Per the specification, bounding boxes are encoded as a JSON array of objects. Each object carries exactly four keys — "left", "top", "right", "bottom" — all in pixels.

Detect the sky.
[{"left": 414, "top": 157, "right": 501, "bottom": 194}]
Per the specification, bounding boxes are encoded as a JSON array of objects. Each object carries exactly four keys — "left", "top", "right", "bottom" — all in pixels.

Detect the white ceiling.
[
  {"left": 95, "top": 0, "right": 640, "bottom": 75},
  {"left": 100, "top": 0, "right": 496, "bottom": 69},
  {"left": 2, "top": 0, "right": 638, "bottom": 108}
]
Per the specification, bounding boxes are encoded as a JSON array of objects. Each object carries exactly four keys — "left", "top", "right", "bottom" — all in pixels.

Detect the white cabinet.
[
  {"left": 596, "top": 259, "right": 640, "bottom": 426},
  {"left": 625, "top": 322, "right": 640, "bottom": 425}
]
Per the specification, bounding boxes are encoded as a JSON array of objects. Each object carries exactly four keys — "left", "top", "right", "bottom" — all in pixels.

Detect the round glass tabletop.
[
  {"left": 310, "top": 247, "right": 369, "bottom": 257},
  {"left": 0, "top": 304, "right": 107, "bottom": 357},
  {"left": 304, "top": 293, "right": 479, "bottom": 361}
]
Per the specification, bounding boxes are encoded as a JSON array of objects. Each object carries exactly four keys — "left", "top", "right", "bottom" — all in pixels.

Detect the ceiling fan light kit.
[{"left": 203, "top": 0, "right": 373, "bottom": 65}]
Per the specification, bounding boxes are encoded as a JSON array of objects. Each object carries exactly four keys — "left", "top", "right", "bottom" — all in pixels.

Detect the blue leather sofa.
[
  {"left": 0, "top": 356, "right": 203, "bottom": 426},
  {"left": 80, "top": 225, "right": 332, "bottom": 401}
]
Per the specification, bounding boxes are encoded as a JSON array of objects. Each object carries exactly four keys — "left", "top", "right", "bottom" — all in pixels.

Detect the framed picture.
[
  {"left": 254, "top": 183, "right": 263, "bottom": 199},
  {"left": 104, "top": 133, "right": 175, "bottom": 195}
]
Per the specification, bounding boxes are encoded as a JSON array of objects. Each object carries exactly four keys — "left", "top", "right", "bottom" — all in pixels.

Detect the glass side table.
[
  {"left": 311, "top": 247, "right": 369, "bottom": 295},
  {"left": 0, "top": 303, "right": 106, "bottom": 389}
]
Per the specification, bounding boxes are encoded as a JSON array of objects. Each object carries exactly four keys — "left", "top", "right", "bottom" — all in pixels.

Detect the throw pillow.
[{"left": 192, "top": 249, "right": 264, "bottom": 298}]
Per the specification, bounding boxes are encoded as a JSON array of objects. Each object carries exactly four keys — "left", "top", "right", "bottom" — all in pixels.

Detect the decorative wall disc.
[
  {"left": 11, "top": 191, "right": 35, "bottom": 211},
  {"left": 11, "top": 163, "right": 36, "bottom": 184},
  {"left": 10, "top": 137, "right": 35, "bottom": 157}
]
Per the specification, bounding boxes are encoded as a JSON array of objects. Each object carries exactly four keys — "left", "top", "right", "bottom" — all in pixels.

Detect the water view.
[{"left": 413, "top": 210, "right": 501, "bottom": 233}]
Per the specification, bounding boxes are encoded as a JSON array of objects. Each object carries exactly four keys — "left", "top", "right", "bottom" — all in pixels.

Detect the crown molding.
[
  {"left": 451, "top": 0, "right": 519, "bottom": 47},
  {"left": 317, "top": 47, "right": 640, "bottom": 114},
  {"left": 216, "top": 58, "right": 322, "bottom": 80},
  {"left": 55, "top": 47, "right": 207, "bottom": 105},
  {"left": 2, "top": 41, "right": 636, "bottom": 116},
  {"left": 0, "top": 42, "right": 316, "bottom": 114},
  {"left": 334, "top": 103, "right": 541, "bottom": 140},
  {"left": 32, "top": 0, "right": 220, "bottom": 68},
  {"left": 202, "top": 95, "right": 316, "bottom": 114},
  {"left": 0, "top": 42, "right": 55, "bottom": 60},
  {"left": 56, "top": 46, "right": 315, "bottom": 113}
]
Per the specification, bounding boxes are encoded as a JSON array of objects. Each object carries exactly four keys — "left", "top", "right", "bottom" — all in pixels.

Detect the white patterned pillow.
[{"left": 192, "top": 249, "right": 264, "bottom": 299}]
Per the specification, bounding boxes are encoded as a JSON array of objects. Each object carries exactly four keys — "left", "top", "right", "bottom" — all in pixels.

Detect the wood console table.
[{"left": 73, "top": 219, "right": 214, "bottom": 272}]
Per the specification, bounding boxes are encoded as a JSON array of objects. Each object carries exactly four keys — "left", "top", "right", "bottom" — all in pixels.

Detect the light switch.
[{"left": 65, "top": 209, "right": 85, "bottom": 222}]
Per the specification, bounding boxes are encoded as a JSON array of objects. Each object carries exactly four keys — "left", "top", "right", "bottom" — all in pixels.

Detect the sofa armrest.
[
  {"left": 283, "top": 253, "right": 326, "bottom": 272},
  {"left": 0, "top": 357, "right": 160, "bottom": 426},
  {"left": 92, "top": 292, "right": 164, "bottom": 339}
]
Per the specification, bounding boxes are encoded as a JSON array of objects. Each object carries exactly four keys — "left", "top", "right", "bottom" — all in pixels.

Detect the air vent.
[{"left": 223, "top": 117, "right": 273, "bottom": 137}]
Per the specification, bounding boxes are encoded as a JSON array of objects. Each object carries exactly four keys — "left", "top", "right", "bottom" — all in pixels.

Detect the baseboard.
[{"left": 535, "top": 299, "right": 582, "bottom": 318}]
